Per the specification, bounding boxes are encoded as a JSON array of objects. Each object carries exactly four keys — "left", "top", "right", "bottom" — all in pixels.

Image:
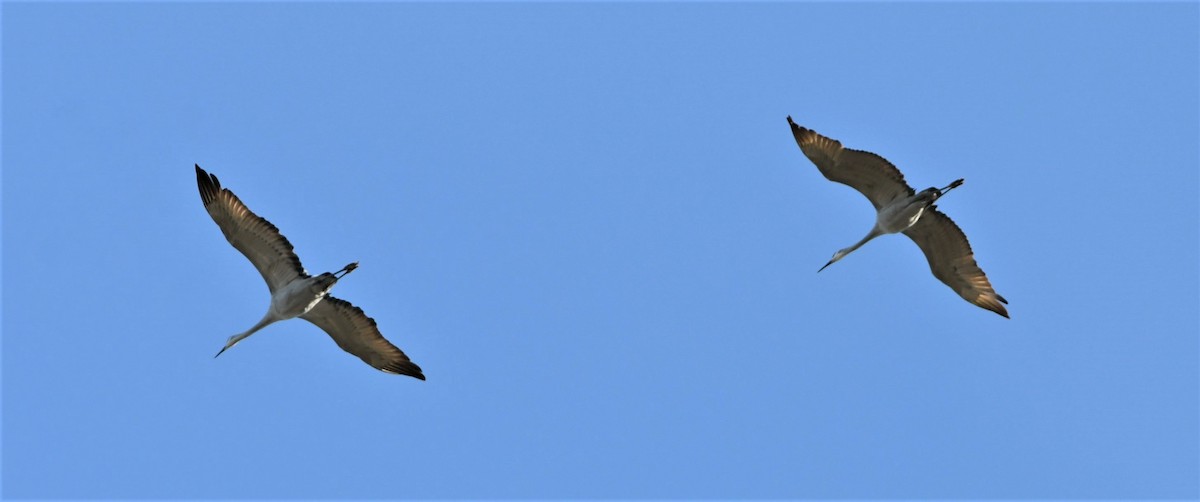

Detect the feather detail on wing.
[
  {"left": 196, "top": 165, "right": 307, "bottom": 292},
  {"left": 903, "top": 208, "right": 1009, "bottom": 318},
  {"left": 302, "top": 296, "right": 425, "bottom": 379},
  {"left": 787, "top": 116, "right": 914, "bottom": 210}
]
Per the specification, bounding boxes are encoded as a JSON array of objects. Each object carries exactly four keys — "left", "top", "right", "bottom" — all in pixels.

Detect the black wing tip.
[
  {"left": 384, "top": 361, "right": 426, "bottom": 380},
  {"left": 786, "top": 115, "right": 805, "bottom": 132},
  {"left": 195, "top": 164, "right": 215, "bottom": 184},
  {"left": 981, "top": 298, "right": 1010, "bottom": 318},
  {"left": 994, "top": 295, "right": 1010, "bottom": 318},
  {"left": 195, "top": 164, "right": 221, "bottom": 204},
  {"left": 787, "top": 117, "right": 815, "bottom": 144}
]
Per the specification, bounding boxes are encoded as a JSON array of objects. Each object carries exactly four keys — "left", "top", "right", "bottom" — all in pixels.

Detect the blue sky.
[{"left": 3, "top": 2, "right": 1197, "bottom": 499}]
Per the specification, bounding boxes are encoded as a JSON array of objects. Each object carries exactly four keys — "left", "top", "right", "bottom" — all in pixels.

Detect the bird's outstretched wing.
[
  {"left": 196, "top": 165, "right": 307, "bottom": 293},
  {"left": 302, "top": 296, "right": 425, "bottom": 379},
  {"left": 788, "top": 116, "right": 914, "bottom": 210},
  {"left": 903, "top": 208, "right": 1009, "bottom": 318}
]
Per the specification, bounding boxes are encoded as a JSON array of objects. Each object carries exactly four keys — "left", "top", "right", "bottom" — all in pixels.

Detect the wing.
[
  {"left": 301, "top": 296, "right": 425, "bottom": 379},
  {"left": 903, "top": 208, "right": 1009, "bottom": 318},
  {"left": 196, "top": 165, "right": 306, "bottom": 293},
  {"left": 787, "top": 116, "right": 914, "bottom": 210}
]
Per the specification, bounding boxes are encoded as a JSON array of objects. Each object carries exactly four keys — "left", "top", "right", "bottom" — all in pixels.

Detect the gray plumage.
[
  {"left": 196, "top": 164, "right": 425, "bottom": 377},
  {"left": 788, "top": 117, "right": 1008, "bottom": 318}
]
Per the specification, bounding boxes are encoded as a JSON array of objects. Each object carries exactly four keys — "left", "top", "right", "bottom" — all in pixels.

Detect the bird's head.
[{"left": 818, "top": 249, "right": 849, "bottom": 272}]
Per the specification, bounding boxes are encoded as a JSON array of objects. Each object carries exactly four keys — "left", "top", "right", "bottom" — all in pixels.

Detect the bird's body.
[
  {"left": 216, "top": 265, "right": 353, "bottom": 358},
  {"left": 824, "top": 179, "right": 963, "bottom": 271},
  {"left": 272, "top": 268, "right": 348, "bottom": 321},
  {"left": 196, "top": 165, "right": 425, "bottom": 378},
  {"left": 787, "top": 117, "right": 1008, "bottom": 318},
  {"left": 875, "top": 186, "right": 941, "bottom": 234}
]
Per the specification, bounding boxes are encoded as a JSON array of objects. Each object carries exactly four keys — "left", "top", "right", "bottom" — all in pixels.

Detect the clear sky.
[{"left": 3, "top": 2, "right": 1197, "bottom": 499}]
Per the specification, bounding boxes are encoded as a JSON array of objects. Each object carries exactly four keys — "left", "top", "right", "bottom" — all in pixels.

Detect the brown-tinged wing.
[
  {"left": 788, "top": 116, "right": 914, "bottom": 210},
  {"left": 301, "top": 296, "right": 426, "bottom": 379},
  {"left": 196, "top": 165, "right": 306, "bottom": 293},
  {"left": 903, "top": 208, "right": 1009, "bottom": 318}
]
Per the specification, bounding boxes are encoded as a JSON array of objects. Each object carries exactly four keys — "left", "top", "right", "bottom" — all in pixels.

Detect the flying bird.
[
  {"left": 195, "top": 164, "right": 425, "bottom": 378},
  {"left": 787, "top": 117, "right": 1009, "bottom": 318}
]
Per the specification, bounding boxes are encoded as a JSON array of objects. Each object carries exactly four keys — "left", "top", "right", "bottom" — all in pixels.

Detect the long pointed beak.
[
  {"left": 214, "top": 344, "right": 230, "bottom": 358},
  {"left": 818, "top": 260, "right": 834, "bottom": 273}
]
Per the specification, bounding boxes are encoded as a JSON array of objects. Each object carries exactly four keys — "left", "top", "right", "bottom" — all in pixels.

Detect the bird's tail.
[{"left": 928, "top": 178, "right": 964, "bottom": 203}]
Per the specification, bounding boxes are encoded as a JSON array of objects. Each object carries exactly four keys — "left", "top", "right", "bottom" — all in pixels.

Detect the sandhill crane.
[
  {"left": 195, "top": 165, "right": 426, "bottom": 378},
  {"left": 787, "top": 117, "right": 1009, "bottom": 318}
]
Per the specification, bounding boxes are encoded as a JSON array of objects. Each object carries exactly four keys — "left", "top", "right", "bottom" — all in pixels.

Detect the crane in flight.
[
  {"left": 195, "top": 165, "right": 426, "bottom": 378},
  {"left": 787, "top": 117, "right": 1009, "bottom": 318}
]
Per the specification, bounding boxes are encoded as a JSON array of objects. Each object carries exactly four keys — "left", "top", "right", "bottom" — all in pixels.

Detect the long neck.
[
  {"left": 843, "top": 226, "right": 884, "bottom": 255},
  {"left": 238, "top": 315, "right": 275, "bottom": 341}
]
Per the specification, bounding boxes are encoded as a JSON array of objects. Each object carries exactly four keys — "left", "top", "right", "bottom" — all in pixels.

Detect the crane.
[
  {"left": 195, "top": 165, "right": 426, "bottom": 378},
  {"left": 787, "top": 117, "right": 1009, "bottom": 318}
]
